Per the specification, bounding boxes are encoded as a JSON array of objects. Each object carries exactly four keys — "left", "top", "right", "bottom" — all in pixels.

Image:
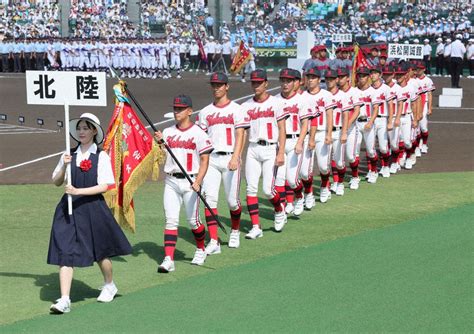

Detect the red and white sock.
[
  {"left": 164, "top": 229, "right": 178, "bottom": 260},
  {"left": 320, "top": 172, "right": 330, "bottom": 188},
  {"left": 285, "top": 181, "right": 294, "bottom": 204},
  {"left": 246, "top": 195, "right": 259, "bottom": 226},
  {"left": 192, "top": 224, "right": 206, "bottom": 250},
  {"left": 302, "top": 176, "right": 313, "bottom": 195},
  {"left": 230, "top": 206, "right": 242, "bottom": 231},
  {"left": 350, "top": 156, "right": 360, "bottom": 178},
  {"left": 204, "top": 208, "right": 219, "bottom": 241}
]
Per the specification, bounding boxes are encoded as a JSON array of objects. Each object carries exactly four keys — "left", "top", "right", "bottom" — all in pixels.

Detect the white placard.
[
  {"left": 26, "top": 71, "right": 107, "bottom": 106},
  {"left": 388, "top": 44, "right": 424, "bottom": 60},
  {"left": 331, "top": 34, "right": 352, "bottom": 43}
]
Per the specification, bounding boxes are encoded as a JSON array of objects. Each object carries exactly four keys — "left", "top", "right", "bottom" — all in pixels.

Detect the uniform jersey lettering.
[{"left": 167, "top": 135, "right": 197, "bottom": 150}]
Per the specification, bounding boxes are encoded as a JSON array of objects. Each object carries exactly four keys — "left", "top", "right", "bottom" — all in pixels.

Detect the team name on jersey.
[
  {"left": 283, "top": 104, "right": 299, "bottom": 115},
  {"left": 331, "top": 99, "right": 343, "bottom": 109},
  {"left": 166, "top": 135, "right": 197, "bottom": 150},
  {"left": 246, "top": 107, "right": 274, "bottom": 120},
  {"left": 206, "top": 112, "right": 234, "bottom": 126}
]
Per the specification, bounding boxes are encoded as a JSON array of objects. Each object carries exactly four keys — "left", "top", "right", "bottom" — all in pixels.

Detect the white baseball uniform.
[
  {"left": 417, "top": 75, "right": 435, "bottom": 134},
  {"left": 372, "top": 82, "right": 394, "bottom": 157},
  {"left": 162, "top": 124, "right": 213, "bottom": 230},
  {"left": 398, "top": 82, "right": 418, "bottom": 151},
  {"left": 199, "top": 101, "right": 242, "bottom": 211},
  {"left": 303, "top": 89, "right": 336, "bottom": 176},
  {"left": 274, "top": 92, "right": 311, "bottom": 190},
  {"left": 239, "top": 95, "right": 288, "bottom": 199},
  {"left": 387, "top": 81, "right": 403, "bottom": 152}
]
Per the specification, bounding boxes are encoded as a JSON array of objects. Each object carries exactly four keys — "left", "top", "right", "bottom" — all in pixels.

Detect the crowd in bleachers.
[
  {"left": 0, "top": 1, "right": 61, "bottom": 39},
  {"left": 68, "top": 0, "right": 138, "bottom": 39}
]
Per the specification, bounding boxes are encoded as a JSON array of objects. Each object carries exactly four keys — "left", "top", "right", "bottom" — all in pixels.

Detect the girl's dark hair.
[{"left": 77, "top": 119, "right": 98, "bottom": 144}]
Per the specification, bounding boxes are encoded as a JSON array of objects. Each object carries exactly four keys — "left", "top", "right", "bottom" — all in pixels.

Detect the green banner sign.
[{"left": 256, "top": 48, "right": 297, "bottom": 58}]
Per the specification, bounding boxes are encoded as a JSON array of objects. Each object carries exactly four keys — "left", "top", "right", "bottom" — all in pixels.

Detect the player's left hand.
[
  {"left": 191, "top": 181, "right": 201, "bottom": 192},
  {"left": 427, "top": 110, "right": 432, "bottom": 116},
  {"left": 324, "top": 135, "right": 332, "bottom": 145},
  {"left": 387, "top": 122, "right": 393, "bottom": 130},
  {"left": 364, "top": 122, "right": 372, "bottom": 131},
  {"left": 412, "top": 120, "right": 418, "bottom": 128},
  {"left": 65, "top": 184, "right": 80, "bottom": 195},
  {"left": 228, "top": 156, "right": 240, "bottom": 171},
  {"left": 294, "top": 142, "right": 303, "bottom": 154},
  {"left": 308, "top": 139, "right": 316, "bottom": 150},
  {"left": 275, "top": 152, "right": 285, "bottom": 167},
  {"left": 340, "top": 133, "right": 347, "bottom": 144}
]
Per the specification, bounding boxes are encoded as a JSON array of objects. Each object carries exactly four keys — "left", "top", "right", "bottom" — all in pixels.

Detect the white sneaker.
[
  {"left": 285, "top": 202, "right": 295, "bottom": 214},
  {"left": 415, "top": 147, "right": 421, "bottom": 157},
  {"left": 293, "top": 197, "right": 305, "bottom": 216},
  {"left": 191, "top": 248, "right": 207, "bottom": 266},
  {"left": 206, "top": 72, "right": 212, "bottom": 76},
  {"left": 366, "top": 171, "right": 372, "bottom": 181},
  {"left": 241, "top": 78, "right": 246, "bottom": 83},
  {"left": 228, "top": 229, "right": 240, "bottom": 248},
  {"left": 411, "top": 155, "right": 417, "bottom": 165},
  {"left": 399, "top": 153, "right": 406, "bottom": 168},
  {"left": 320, "top": 187, "right": 331, "bottom": 203},
  {"left": 389, "top": 163, "right": 399, "bottom": 174},
  {"left": 405, "top": 157, "right": 413, "bottom": 169},
  {"left": 380, "top": 166, "right": 390, "bottom": 178},
  {"left": 304, "top": 193, "right": 315, "bottom": 210},
  {"left": 421, "top": 144, "right": 428, "bottom": 154},
  {"left": 336, "top": 183, "right": 345, "bottom": 196},
  {"left": 205, "top": 239, "right": 221, "bottom": 255},
  {"left": 274, "top": 209, "right": 287, "bottom": 232},
  {"left": 97, "top": 282, "right": 118, "bottom": 303},
  {"left": 330, "top": 182, "right": 338, "bottom": 193},
  {"left": 158, "top": 256, "right": 175, "bottom": 273},
  {"left": 50, "top": 298, "right": 71, "bottom": 314},
  {"left": 176, "top": 75, "right": 182, "bottom": 79},
  {"left": 349, "top": 177, "right": 360, "bottom": 190},
  {"left": 367, "top": 172, "right": 377, "bottom": 184},
  {"left": 245, "top": 225, "right": 263, "bottom": 239}
]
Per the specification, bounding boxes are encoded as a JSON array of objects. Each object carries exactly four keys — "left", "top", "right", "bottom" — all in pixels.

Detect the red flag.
[
  {"left": 193, "top": 30, "right": 207, "bottom": 63},
  {"left": 230, "top": 41, "right": 251, "bottom": 74},
  {"left": 103, "top": 84, "right": 164, "bottom": 232},
  {"left": 351, "top": 44, "right": 370, "bottom": 86}
]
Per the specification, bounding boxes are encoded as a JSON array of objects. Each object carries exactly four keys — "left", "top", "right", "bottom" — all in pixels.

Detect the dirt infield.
[{"left": 0, "top": 73, "right": 472, "bottom": 184}]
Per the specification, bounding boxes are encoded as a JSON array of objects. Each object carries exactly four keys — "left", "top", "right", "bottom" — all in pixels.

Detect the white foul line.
[
  {"left": 0, "top": 86, "right": 281, "bottom": 173},
  {"left": 0, "top": 152, "right": 63, "bottom": 172},
  {"left": 429, "top": 121, "right": 474, "bottom": 125}
]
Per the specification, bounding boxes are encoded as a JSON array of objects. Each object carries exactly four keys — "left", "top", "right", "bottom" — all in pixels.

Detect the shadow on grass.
[
  {"left": 132, "top": 242, "right": 187, "bottom": 264},
  {"left": 0, "top": 272, "right": 97, "bottom": 302}
]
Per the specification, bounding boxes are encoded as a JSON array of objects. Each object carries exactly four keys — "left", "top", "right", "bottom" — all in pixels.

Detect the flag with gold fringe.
[
  {"left": 351, "top": 44, "right": 370, "bottom": 87},
  {"left": 103, "top": 81, "right": 164, "bottom": 232},
  {"left": 230, "top": 41, "right": 251, "bottom": 74}
]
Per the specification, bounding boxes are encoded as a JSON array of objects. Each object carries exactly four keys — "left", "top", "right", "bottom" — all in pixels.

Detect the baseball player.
[
  {"left": 346, "top": 66, "right": 379, "bottom": 185},
  {"left": 405, "top": 62, "right": 422, "bottom": 166},
  {"left": 158, "top": 37, "right": 170, "bottom": 79},
  {"left": 154, "top": 95, "right": 213, "bottom": 273},
  {"left": 274, "top": 68, "right": 311, "bottom": 216},
  {"left": 169, "top": 37, "right": 182, "bottom": 79},
  {"left": 238, "top": 69, "right": 289, "bottom": 237},
  {"left": 198, "top": 72, "right": 245, "bottom": 252},
  {"left": 416, "top": 63, "right": 435, "bottom": 154},
  {"left": 302, "top": 67, "right": 336, "bottom": 205},
  {"left": 325, "top": 69, "right": 351, "bottom": 196},
  {"left": 382, "top": 65, "right": 404, "bottom": 174},
  {"left": 370, "top": 66, "right": 394, "bottom": 178},
  {"left": 396, "top": 64, "right": 419, "bottom": 170}
]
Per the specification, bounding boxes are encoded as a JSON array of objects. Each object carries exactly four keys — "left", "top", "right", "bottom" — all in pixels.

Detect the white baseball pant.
[
  {"left": 202, "top": 153, "right": 241, "bottom": 211},
  {"left": 163, "top": 175, "right": 201, "bottom": 230},
  {"left": 374, "top": 117, "right": 389, "bottom": 154},
  {"left": 245, "top": 143, "right": 278, "bottom": 198}
]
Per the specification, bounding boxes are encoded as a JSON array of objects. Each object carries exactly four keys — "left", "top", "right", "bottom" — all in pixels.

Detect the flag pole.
[
  {"left": 109, "top": 67, "right": 227, "bottom": 235},
  {"left": 64, "top": 102, "right": 73, "bottom": 216}
]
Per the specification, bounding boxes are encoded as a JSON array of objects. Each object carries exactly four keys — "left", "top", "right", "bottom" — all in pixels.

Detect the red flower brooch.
[{"left": 79, "top": 159, "right": 92, "bottom": 172}]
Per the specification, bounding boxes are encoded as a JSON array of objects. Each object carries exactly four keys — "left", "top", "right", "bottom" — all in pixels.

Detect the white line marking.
[
  {"left": 429, "top": 121, "right": 474, "bottom": 125},
  {"left": 0, "top": 152, "right": 63, "bottom": 172},
  {"left": 0, "top": 131, "right": 57, "bottom": 135},
  {"left": 433, "top": 107, "right": 474, "bottom": 111},
  {"left": 0, "top": 86, "right": 281, "bottom": 172}
]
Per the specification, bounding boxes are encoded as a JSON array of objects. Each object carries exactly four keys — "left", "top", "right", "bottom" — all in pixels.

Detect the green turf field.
[{"left": 1, "top": 172, "right": 473, "bottom": 332}]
